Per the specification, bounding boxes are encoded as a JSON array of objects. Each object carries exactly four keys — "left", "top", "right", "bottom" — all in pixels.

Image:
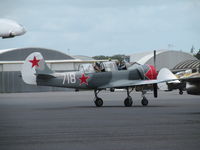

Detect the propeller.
[{"left": 153, "top": 50, "right": 158, "bottom": 98}]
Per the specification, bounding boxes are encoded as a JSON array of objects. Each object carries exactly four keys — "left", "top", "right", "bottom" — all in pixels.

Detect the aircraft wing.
[
  {"left": 179, "top": 76, "right": 200, "bottom": 82},
  {"left": 99, "top": 79, "right": 174, "bottom": 89}
]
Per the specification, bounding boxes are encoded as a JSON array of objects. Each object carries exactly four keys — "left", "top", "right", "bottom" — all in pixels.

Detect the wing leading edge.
[
  {"left": 99, "top": 79, "right": 175, "bottom": 89},
  {"left": 99, "top": 67, "right": 200, "bottom": 89}
]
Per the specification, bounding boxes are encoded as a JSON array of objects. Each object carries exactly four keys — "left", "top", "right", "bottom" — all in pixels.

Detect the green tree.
[
  {"left": 92, "top": 54, "right": 129, "bottom": 62},
  {"left": 92, "top": 55, "right": 109, "bottom": 60}
]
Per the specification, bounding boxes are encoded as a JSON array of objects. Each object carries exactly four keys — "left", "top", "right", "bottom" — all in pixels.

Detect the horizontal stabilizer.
[{"left": 36, "top": 74, "right": 55, "bottom": 80}]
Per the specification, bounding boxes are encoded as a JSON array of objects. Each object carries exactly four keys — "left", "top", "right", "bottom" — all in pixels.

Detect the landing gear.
[
  {"left": 94, "top": 90, "right": 103, "bottom": 107},
  {"left": 124, "top": 88, "right": 133, "bottom": 107},
  {"left": 141, "top": 91, "right": 148, "bottom": 106},
  {"left": 179, "top": 89, "right": 183, "bottom": 95},
  {"left": 124, "top": 96, "right": 133, "bottom": 107},
  {"left": 141, "top": 97, "right": 148, "bottom": 106},
  {"left": 93, "top": 88, "right": 150, "bottom": 107},
  {"left": 95, "top": 98, "right": 103, "bottom": 107}
]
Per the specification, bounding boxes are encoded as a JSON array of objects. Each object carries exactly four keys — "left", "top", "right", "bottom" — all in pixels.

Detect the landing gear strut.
[
  {"left": 94, "top": 90, "right": 103, "bottom": 107},
  {"left": 141, "top": 91, "right": 148, "bottom": 106},
  {"left": 124, "top": 88, "right": 133, "bottom": 107}
]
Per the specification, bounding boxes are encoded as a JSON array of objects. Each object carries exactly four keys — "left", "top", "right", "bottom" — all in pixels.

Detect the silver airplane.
[
  {"left": 158, "top": 68, "right": 200, "bottom": 95},
  {"left": 21, "top": 52, "right": 177, "bottom": 107}
]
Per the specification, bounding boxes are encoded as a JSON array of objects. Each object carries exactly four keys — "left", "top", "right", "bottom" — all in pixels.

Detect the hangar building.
[
  {"left": 0, "top": 47, "right": 96, "bottom": 93},
  {"left": 129, "top": 50, "right": 198, "bottom": 71},
  {"left": 1, "top": 48, "right": 199, "bottom": 93}
]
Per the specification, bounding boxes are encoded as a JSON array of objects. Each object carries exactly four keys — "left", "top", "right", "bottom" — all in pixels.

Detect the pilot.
[
  {"left": 119, "top": 61, "right": 127, "bottom": 70},
  {"left": 94, "top": 62, "right": 101, "bottom": 72}
]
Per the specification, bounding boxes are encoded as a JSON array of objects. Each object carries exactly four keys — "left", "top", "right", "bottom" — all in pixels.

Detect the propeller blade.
[{"left": 154, "top": 50, "right": 156, "bottom": 68}]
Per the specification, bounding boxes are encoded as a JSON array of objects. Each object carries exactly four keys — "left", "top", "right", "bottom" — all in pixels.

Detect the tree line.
[
  {"left": 92, "top": 47, "right": 200, "bottom": 61},
  {"left": 92, "top": 54, "right": 129, "bottom": 62}
]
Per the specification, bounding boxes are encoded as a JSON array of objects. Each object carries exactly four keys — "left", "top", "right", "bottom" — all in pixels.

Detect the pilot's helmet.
[{"left": 95, "top": 62, "right": 101, "bottom": 67}]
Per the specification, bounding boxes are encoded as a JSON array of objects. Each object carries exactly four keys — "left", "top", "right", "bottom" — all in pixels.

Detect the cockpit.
[
  {"left": 103, "top": 62, "right": 118, "bottom": 72},
  {"left": 78, "top": 62, "right": 118, "bottom": 73},
  {"left": 79, "top": 64, "right": 96, "bottom": 73}
]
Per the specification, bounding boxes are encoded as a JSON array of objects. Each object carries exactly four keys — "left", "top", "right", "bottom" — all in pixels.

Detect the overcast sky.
[{"left": 0, "top": 0, "right": 200, "bottom": 56}]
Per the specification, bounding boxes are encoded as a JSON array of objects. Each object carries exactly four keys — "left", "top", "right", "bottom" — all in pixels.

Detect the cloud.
[{"left": 0, "top": 0, "right": 200, "bottom": 56}]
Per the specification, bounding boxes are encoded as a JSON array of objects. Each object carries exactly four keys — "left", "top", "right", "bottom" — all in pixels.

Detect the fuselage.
[{"left": 36, "top": 64, "right": 157, "bottom": 90}]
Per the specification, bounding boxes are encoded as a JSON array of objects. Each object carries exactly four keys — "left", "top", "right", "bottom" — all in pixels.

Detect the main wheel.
[
  {"left": 124, "top": 96, "right": 133, "bottom": 107},
  {"left": 95, "top": 98, "right": 103, "bottom": 107},
  {"left": 141, "top": 97, "right": 148, "bottom": 106},
  {"left": 179, "top": 90, "right": 183, "bottom": 95}
]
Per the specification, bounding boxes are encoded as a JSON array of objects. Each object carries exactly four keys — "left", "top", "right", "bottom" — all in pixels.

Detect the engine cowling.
[
  {"left": 144, "top": 64, "right": 157, "bottom": 80},
  {"left": 136, "top": 64, "right": 157, "bottom": 80},
  {"left": 135, "top": 64, "right": 158, "bottom": 97}
]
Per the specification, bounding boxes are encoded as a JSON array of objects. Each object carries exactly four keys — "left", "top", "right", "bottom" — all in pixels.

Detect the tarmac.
[{"left": 0, "top": 90, "right": 200, "bottom": 150}]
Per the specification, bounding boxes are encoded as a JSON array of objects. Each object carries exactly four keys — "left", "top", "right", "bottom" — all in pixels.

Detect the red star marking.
[
  {"left": 29, "top": 56, "right": 40, "bottom": 68},
  {"left": 79, "top": 74, "right": 90, "bottom": 85},
  {"left": 145, "top": 65, "right": 157, "bottom": 80}
]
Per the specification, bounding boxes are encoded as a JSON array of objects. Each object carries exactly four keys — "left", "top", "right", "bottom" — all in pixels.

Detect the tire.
[
  {"left": 95, "top": 98, "right": 103, "bottom": 107},
  {"left": 179, "top": 90, "right": 183, "bottom": 95},
  {"left": 124, "top": 97, "right": 133, "bottom": 107},
  {"left": 141, "top": 97, "right": 148, "bottom": 106}
]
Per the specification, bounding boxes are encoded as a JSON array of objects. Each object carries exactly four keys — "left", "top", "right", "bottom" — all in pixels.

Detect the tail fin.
[
  {"left": 157, "top": 68, "right": 180, "bottom": 90},
  {"left": 21, "top": 52, "right": 53, "bottom": 85}
]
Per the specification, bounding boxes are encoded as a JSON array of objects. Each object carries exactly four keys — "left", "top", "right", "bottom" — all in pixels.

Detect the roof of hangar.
[
  {"left": 129, "top": 50, "right": 196, "bottom": 63},
  {"left": 0, "top": 47, "right": 75, "bottom": 61},
  {"left": 173, "top": 59, "right": 200, "bottom": 70},
  {"left": 129, "top": 50, "right": 165, "bottom": 64}
]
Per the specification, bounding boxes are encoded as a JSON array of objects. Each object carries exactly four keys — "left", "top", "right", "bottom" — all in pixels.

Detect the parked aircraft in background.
[
  {"left": 0, "top": 19, "right": 26, "bottom": 38},
  {"left": 158, "top": 68, "right": 200, "bottom": 95},
  {"left": 21, "top": 52, "right": 177, "bottom": 107}
]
